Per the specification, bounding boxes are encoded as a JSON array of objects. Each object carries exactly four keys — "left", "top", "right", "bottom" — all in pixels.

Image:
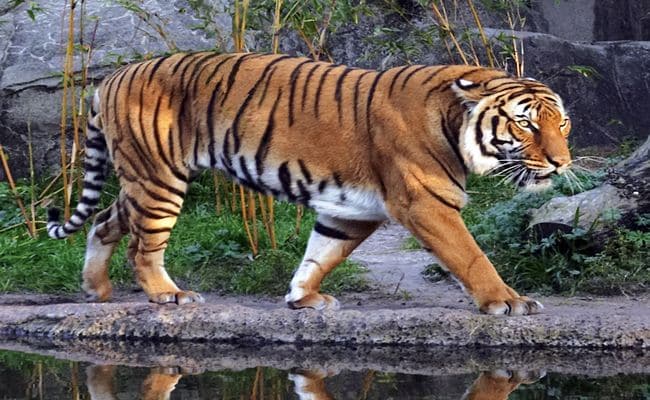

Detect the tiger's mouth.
[{"left": 489, "top": 159, "right": 557, "bottom": 191}]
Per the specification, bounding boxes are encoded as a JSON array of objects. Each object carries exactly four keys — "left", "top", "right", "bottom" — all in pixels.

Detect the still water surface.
[{"left": 0, "top": 345, "right": 648, "bottom": 399}]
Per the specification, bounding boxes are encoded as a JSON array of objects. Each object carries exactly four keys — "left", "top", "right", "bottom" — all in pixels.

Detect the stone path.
[{"left": 0, "top": 223, "right": 648, "bottom": 348}]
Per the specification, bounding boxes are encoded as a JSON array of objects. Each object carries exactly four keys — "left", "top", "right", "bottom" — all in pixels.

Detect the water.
[{"left": 0, "top": 340, "right": 648, "bottom": 399}]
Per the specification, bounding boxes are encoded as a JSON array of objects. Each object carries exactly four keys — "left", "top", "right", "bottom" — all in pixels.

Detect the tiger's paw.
[
  {"left": 285, "top": 292, "right": 340, "bottom": 311},
  {"left": 149, "top": 290, "right": 204, "bottom": 305},
  {"left": 82, "top": 282, "right": 112, "bottom": 303},
  {"left": 480, "top": 296, "right": 544, "bottom": 316}
]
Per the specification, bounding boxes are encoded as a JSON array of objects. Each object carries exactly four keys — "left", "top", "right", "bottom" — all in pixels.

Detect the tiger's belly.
[
  {"left": 308, "top": 186, "right": 388, "bottom": 221},
  {"left": 209, "top": 159, "right": 387, "bottom": 221}
]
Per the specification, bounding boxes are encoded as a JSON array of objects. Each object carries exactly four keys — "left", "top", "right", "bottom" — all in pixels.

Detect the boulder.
[{"left": 530, "top": 136, "right": 649, "bottom": 236}]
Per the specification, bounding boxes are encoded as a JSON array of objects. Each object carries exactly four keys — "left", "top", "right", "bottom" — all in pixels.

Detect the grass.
[{"left": 0, "top": 173, "right": 367, "bottom": 296}]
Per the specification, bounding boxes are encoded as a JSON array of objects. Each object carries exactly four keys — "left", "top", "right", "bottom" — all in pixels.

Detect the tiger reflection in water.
[
  {"left": 85, "top": 365, "right": 542, "bottom": 399},
  {"left": 86, "top": 365, "right": 181, "bottom": 400}
]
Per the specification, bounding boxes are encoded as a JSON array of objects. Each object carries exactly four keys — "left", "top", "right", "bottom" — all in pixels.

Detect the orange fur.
[{"left": 49, "top": 52, "right": 571, "bottom": 315}]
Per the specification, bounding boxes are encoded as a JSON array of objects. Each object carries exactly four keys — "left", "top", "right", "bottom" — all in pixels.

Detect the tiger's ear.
[{"left": 451, "top": 79, "right": 485, "bottom": 110}]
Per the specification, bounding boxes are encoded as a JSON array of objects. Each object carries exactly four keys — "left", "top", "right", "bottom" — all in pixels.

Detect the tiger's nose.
[{"left": 547, "top": 155, "right": 571, "bottom": 173}]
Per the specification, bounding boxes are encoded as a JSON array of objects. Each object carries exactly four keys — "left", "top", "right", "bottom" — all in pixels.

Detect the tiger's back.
[
  {"left": 99, "top": 53, "right": 500, "bottom": 219},
  {"left": 49, "top": 52, "right": 572, "bottom": 315}
]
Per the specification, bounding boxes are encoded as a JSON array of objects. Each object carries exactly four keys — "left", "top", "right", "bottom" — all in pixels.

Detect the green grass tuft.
[{"left": 0, "top": 174, "right": 367, "bottom": 296}]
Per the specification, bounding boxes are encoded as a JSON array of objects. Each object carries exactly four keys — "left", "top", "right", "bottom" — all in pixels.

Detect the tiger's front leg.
[
  {"left": 285, "top": 215, "right": 382, "bottom": 310},
  {"left": 391, "top": 195, "right": 543, "bottom": 316}
]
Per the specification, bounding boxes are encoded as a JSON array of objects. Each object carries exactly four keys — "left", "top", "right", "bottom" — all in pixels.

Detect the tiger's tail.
[{"left": 48, "top": 90, "right": 108, "bottom": 239}]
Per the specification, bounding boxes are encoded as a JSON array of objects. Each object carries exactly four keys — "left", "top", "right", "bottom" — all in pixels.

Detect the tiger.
[
  {"left": 288, "top": 368, "right": 544, "bottom": 400},
  {"left": 47, "top": 52, "right": 572, "bottom": 316},
  {"left": 86, "top": 365, "right": 182, "bottom": 400}
]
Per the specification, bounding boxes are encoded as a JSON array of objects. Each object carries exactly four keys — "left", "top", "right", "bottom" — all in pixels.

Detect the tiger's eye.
[{"left": 517, "top": 120, "right": 531, "bottom": 129}]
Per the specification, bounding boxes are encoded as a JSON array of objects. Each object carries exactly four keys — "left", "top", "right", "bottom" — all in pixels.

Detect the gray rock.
[
  {"left": 533, "top": 0, "right": 650, "bottom": 42},
  {"left": 483, "top": 30, "right": 650, "bottom": 148},
  {"left": 530, "top": 136, "right": 650, "bottom": 235},
  {"left": 0, "top": 0, "right": 228, "bottom": 179}
]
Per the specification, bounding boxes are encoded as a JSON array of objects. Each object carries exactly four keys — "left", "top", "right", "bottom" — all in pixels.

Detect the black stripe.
[
  {"left": 170, "top": 53, "right": 196, "bottom": 75},
  {"left": 94, "top": 207, "right": 112, "bottom": 225},
  {"left": 297, "top": 159, "right": 313, "bottom": 184},
  {"left": 278, "top": 161, "right": 296, "bottom": 201},
  {"left": 62, "top": 224, "right": 77, "bottom": 234},
  {"left": 80, "top": 195, "right": 100, "bottom": 206},
  {"left": 239, "top": 156, "right": 264, "bottom": 192},
  {"left": 426, "top": 82, "right": 453, "bottom": 100},
  {"left": 314, "top": 65, "right": 336, "bottom": 117},
  {"left": 204, "top": 54, "right": 237, "bottom": 84},
  {"left": 318, "top": 179, "right": 328, "bottom": 193},
  {"left": 400, "top": 65, "right": 427, "bottom": 90},
  {"left": 83, "top": 182, "right": 104, "bottom": 192},
  {"left": 314, "top": 222, "right": 351, "bottom": 240},
  {"left": 288, "top": 59, "right": 312, "bottom": 126},
  {"left": 84, "top": 162, "right": 104, "bottom": 173},
  {"left": 334, "top": 67, "right": 354, "bottom": 124},
  {"left": 206, "top": 80, "right": 222, "bottom": 167},
  {"left": 255, "top": 88, "right": 283, "bottom": 176},
  {"left": 422, "top": 65, "right": 452, "bottom": 87},
  {"left": 424, "top": 148, "right": 465, "bottom": 192},
  {"left": 366, "top": 70, "right": 386, "bottom": 136},
  {"left": 137, "top": 62, "right": 165, "bottom": 173},
  {"left": 296, "top": 180, "right": 311, "bottom": 205},
  {"left": 189, "top": 53, "right": 223, "bottom": 95},
  {"left": 475, "top": 110, "right": 499, "bottom": 157},
  {"left": 134, "top": 223, "right": 172, "bottom": 235},
  {"left": 137, "top": 183, "right": 182, "bottom": 209},
  {"left": 388, "top": 65, "right": 411, "bottom": 97},
  {"left": 220, "top": 53, "right": 259, "bottom": 106},
  {"left": 73, "top": 208, "right": 91, "bottom": 220},
  {"left": 147, "top": 55, "right": 170, "bottom": 85},
  {"left": 222, "top": 128, "right": 232, "bottom": 168},
  {"left": 353, "top": 71, "right": 372, "bottom": 127},
  {"left": 110, "top": 66, "right": 131, "bottom": 135},
  {"left": 232, "top": 55, "right": 291, "bottom": 153},
  {"left": 125, "top": 195, "right": 172, "bottom": 220},
  {"left": 440, "top": 112, "right": 468, "bottom": 174},
  {"left": 301, "top": 64, "right": 321, "bottom": 110},
  {"left": 153, "top": 95, "right": 184, "bottom": 180},
  {"left": 258, "top": 66, "right": 279, "bottom": 106},
  {"left": 412, "top": 175, "right": 461, "bottom": 212},
  {"left": 148, "top": 205, "right": 180, "bottom": 216},
  {"left": 333, "top": 172, "right": 343, "bottom": 187}
]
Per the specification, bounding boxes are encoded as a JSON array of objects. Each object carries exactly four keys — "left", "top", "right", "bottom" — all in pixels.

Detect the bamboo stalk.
[
  {"left": 59, "top": 0, "right": 78, "bottom": 220},
  {"left": 266, "top": 196, "right": 276, "bottom": 248},
  {"left": 239, "top": 185, "right": 257, "bottom": 256},
  {"left": 466, "top": 0, "right": 496, "bottom": 67},
  {"left": 271, "top": 0, "right": 283, "bottom": 53},
  {"left": 431, "top": 1, "right": 469, "bottom": 65},
  {"left": 27, "top": 121, "right": 37, "bottom": 236},
  {"left": 247, "top": 189, "right": 258, "bottom": 248},
  {"left": 213, "top": 172, "right": 223, "bottom": 214},
  {"left": 0, "top": 145, "right": 35, "bottom": 238}
]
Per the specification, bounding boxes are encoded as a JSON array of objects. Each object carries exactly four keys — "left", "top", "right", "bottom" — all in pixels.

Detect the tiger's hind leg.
[
  {"left": 82, "top": 198, "right": 129, "bottom": 302},
  {"left": 285, "top": 215, "right": 382, "bottom": 310},
  {"left": 122, "top": 183, "right": 203, "bottom": 305}
]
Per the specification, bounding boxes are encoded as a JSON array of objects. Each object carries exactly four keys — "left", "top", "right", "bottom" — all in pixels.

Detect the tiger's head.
[{"left": 454, "top": 76, "right": 571, "bottom": 191}]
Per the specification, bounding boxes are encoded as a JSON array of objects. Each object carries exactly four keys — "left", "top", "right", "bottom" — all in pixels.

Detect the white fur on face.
[{"left": 458, "top": 99, "right": 501, "bottom": 175}]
